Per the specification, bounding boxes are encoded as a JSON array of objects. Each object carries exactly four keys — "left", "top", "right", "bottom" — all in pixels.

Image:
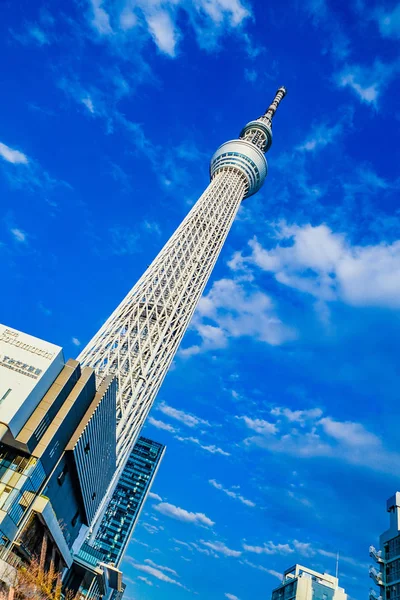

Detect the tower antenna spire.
[{"left": 264, "top": 86, "right": 287, "bottom": 124}]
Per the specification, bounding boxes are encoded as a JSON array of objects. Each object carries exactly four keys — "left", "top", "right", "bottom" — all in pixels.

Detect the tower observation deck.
[{"left": 78, "top": 87, "right": 287, "bottom": 477}]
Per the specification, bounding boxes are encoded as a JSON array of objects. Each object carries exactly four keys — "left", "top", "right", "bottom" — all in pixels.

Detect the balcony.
[
  {"left": 369, "top": 588, "right": 383, "bottom": 600},
  {"left": 369, "top": 566, "right": 383, "bottom": 586},
  {"left": 370, "top": 546, "right": 384, "bottom": 564}
]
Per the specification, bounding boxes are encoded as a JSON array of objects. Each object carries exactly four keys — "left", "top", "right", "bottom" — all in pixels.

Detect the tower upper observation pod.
[{"left": 210, "top": 86, "right": 287, "bottom": 197}]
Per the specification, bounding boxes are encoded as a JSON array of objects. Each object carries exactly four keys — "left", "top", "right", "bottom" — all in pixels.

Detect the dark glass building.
[{"left": 88, "top": 436, "right": 165, "bottom": 567}]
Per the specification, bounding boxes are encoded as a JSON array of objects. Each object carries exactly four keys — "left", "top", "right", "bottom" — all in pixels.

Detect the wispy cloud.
[
  {"left": 127, "top": 559, "right": 186, "bottom": 588},
  {"left": 374, "top": 3, "right": 400, "bottom": 39},
  {"left": 148, "top": 492, "right": 163, "bottom": 501},
  {"left": 153, "top": 501, "right": 215, "bottom": 527},
  {"left": 144, "top": 559, "right": 178, "bottom": 576},
  {"left": 243, "top": 541, "right": 294, "bottom": 555},
  {"left": 148, "top": 416, "right": 178, "bottom": 433},
  {"left": 296, "top": 121, "right": 343, "bottom": 152},
  {"left": 10, "top": 227, "right": 27, "bottom": 243},
  {"left": 87, "top": 0, "right": 252, "bottom": 55},
  {"left": 305, "top": 0, "right": 350, "bottom": 60},
  {"left": 157, "top": 402, "right": 210, "bottom": 428},
  {"left": 89, "top": 0, "right": 113, "bottom": 35},
  {"left": 336, "top": 60, "right": 400, "bottom": 107},
  {"left": 236, "top": 401, "right": 400, "bottom": 476},
  {"left": 240, "top": 558, "right": 282, "bottom": 579},
  {"left": 137, "top": 576, "right": 153, "bottom": 586},
  {"left": 71, "top": 337, "right": 81, "bottom": 346},
  {"left": 0, "top": 140, "right": 70, "bottom": 195},
  {"left": 0, "top": 142, "right": 29, "bottom": 165},
  {"left": 225, "top": 594, "right": 240, "bottom": 600},
  {"left": 200, "top": 540, "right": 242, "bottom": 558},
  {"left": 174, "top": 435, "right": 230, "bottom": 457},
  {"left": 209, "top": 479, "right": 256, "bottom": 507},
  {"left": 235, "top": 416, "right": 277, "bottom": 436}
]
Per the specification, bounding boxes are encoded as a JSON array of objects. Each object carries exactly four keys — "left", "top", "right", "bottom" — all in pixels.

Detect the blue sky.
[{"left": 1, "top": 0, "right": 400, "bottom": 598}]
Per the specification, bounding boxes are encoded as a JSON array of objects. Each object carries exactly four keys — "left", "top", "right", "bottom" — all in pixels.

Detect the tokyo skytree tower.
[{"left": 78, "top": 87, "right": 286, "bottom": 472}]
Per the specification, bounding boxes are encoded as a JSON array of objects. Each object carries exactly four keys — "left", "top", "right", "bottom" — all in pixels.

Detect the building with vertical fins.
[
  {"left": 63, "top": 437, "right": 163, "bottom": 599},
  {"left": 271, "top": 565, "right": 348, "bottom": 600},
  {"left": 78, "top": 87, "right": 287, "bottom": 511},
  {"left": 369, "top": 492, "right": 400, "bottom": 600}
]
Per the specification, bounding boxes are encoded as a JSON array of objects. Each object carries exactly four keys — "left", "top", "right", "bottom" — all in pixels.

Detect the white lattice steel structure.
[{"left": 78, "top": 86, "right": 287, "bottom": 473}]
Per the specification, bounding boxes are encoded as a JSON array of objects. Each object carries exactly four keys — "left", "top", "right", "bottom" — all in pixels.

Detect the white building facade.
[{"left": 271, "top": 565, "right": 347, "bottom": 600}]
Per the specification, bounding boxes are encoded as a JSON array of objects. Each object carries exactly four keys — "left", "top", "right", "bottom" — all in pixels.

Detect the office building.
[
  {"left": 370, "top": 492, "right": 400, "bottom": 599},
  {"left": 272, "top": 565, "right": 347, "bottom": 600},
  {"left": 89, "top": 437, "right": 165, "bottom": 567},
  {"left": 0, "top": 324, "right": 120, "bottom": 598}
]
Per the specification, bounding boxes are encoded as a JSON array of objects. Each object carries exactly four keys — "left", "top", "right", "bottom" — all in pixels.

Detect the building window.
[
  {"left": 92, "top": 492, "right": 97, "bottom": 500},
  {"left": 0, "top": 389, "right": 12, "bottom": 404},
  {"left": 84, "top": 442, "right": 90, "bottom": 454},
  {"left": 57, "top": 464, "right": 69, "bottom": 486}
]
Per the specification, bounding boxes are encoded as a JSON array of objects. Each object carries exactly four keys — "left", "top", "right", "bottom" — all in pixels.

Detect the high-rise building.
[
  {"left": 370, "top": 492, "right": 400, "bottom": 600},
  {"left": 0, "top": 324, "right": 121, "bottom": 599},
  {"left": 271, "top": 565, "right": 348, "bottom": 600},
  {"left": 88, "top": 437, "right": 164, "bottom": 567},
  {"left": 78, "top": 87, "right": 287, "bottom": 493}
]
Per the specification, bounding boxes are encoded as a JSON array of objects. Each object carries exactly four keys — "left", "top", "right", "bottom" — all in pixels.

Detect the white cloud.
[
  {"left": 146, "top": 11, "right": 178, "bottom": 56},
  {"left": 148, "top": 416, "right": 178, "bottom": 433},
  {"left": 87, "top": 0, "right": 251, "bottom": 55},
  {"left": 225, "top": 594, "right": 240, "bottom": 600},
  {"left": 305, "top": 0, "right": 350, "bottom": 59},
  {"left": 137, "top": 576, "right": 153, "bottom": 586},
  {"left": 128, "top": 561, "right": 184, "bottom": 587},
  {"left": 296, "top": 122, "right": 342, "bottom": 152},
  {"left": 241, "top": 559, "right": 282, "bottom": 579},
  {"left": 209, "top": 479, "right": 256, "bottom": 507},
  {"left": 180, "top": 278, "right": 295, "bottom": 356},
  {"left": 270, "top": 407, "right": 323, "bottom": 424},
  {"left": 10, "top": 228, "right": 27, "bottom": 243},
  {"left": 148, "top": 492, "right": 163, "bottom": 501},
  {"left": 144, "top": 559, "right": 178, "bottom": 576},
  {"left": 89, "top": 0, "right": 113, "bottom": 34},
  {"left": 374, "top": 4, "right": 400, "bottom": 39},
  {"left": 72, "top": 337, "right": 81, "bottom": 346},
  {"left": 28, "top": 26, "right": 49, "bottom": 45},
  {"left": 230, "top": 222, "right": 400, "bottom": 309},
  {"left": 243, "top": 541, "right": 366, "bottom": 572},
  {"left": 200, "top": 540, "right": 242, "bottom": 557},
  {"left": 0, "top": 142, "right": 29, "bottom": 165},
  {"left": 174, "top": 435, "right": 230, "bottom": 456},
  {"left": 235, "top": 416, "right": 277, "bottom": 436},
  {"left": 336, "top": 60, "right": 400, "bottom": 106},
  {"left": 154, "top": 502, "right": 215, "bottom": 527},
  {"left": 238, "top": 402, "right": 400, "bottom": 476},
  {"left": 82, "top": 96, "right": 95, "bottom": 114},
  {"left": 243, "top": 541, "right": 294, "bottom": 555},
  {"left": 157, "top": 402, "right": 210, "bottom": 428}
]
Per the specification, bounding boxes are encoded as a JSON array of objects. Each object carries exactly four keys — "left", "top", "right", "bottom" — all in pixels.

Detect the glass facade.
[
  {"left": 87, "top": 436, "right": 164, "bottom": 567},
  {"left": 0, "top": 445, "right": 46, "bottom": 532},
  {"left": 384, "top": 535, "right": 400, "bottom": 598}
]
